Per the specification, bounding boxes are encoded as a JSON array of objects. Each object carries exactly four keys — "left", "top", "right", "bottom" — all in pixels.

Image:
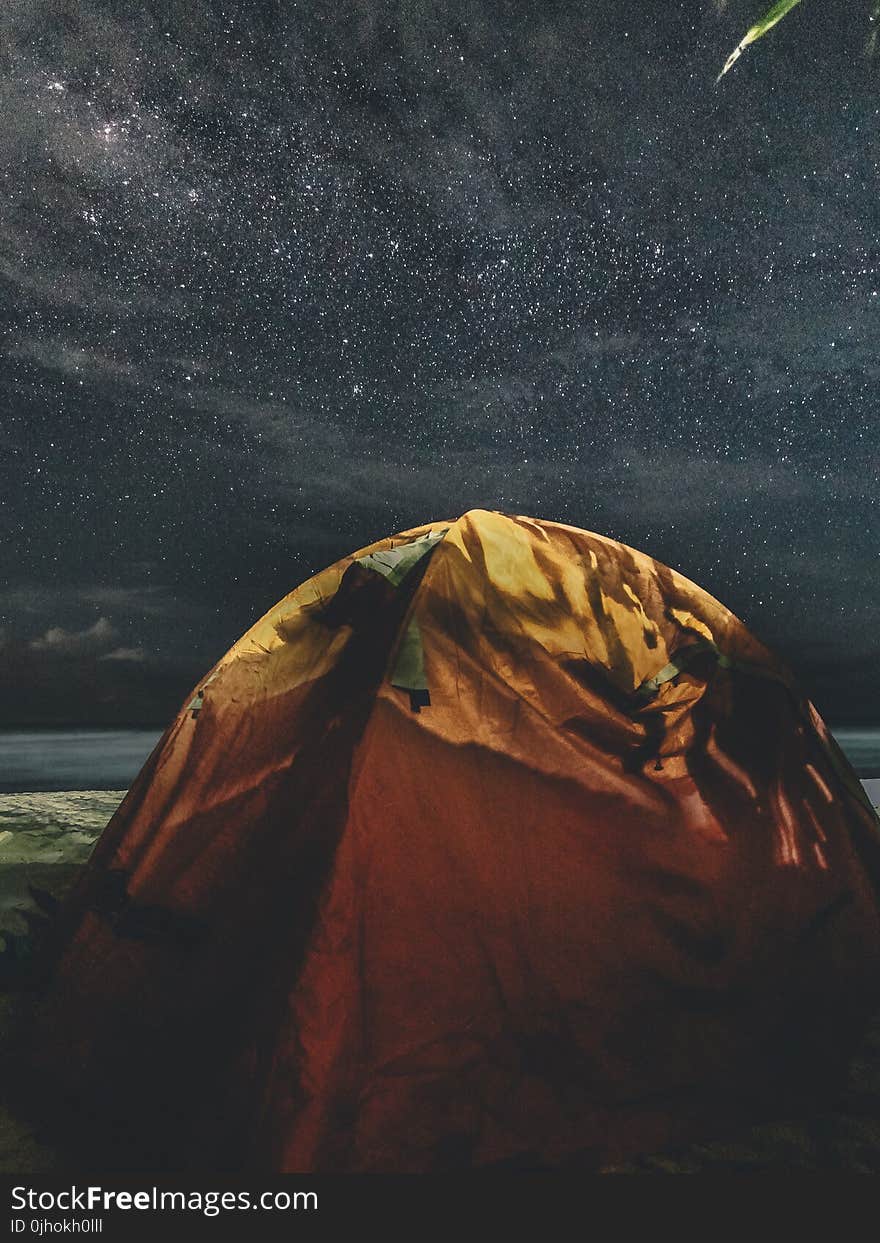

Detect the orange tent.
[{"left": 26, "top": 510, "right": 880, "bottom": 1170}]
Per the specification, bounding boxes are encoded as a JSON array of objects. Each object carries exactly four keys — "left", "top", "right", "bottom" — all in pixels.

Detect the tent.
[{"left": 25, "top": 510, "right": 880, "bottom": 1171}]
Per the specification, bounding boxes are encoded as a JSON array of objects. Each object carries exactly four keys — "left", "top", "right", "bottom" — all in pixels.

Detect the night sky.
[{"left": 1, "top": 1, "right": 878, "bottom": 729}]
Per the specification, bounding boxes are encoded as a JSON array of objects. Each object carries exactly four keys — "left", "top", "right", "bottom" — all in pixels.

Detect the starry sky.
[{"left": 1, "top": 0, "right": 878, "bottom": 728}]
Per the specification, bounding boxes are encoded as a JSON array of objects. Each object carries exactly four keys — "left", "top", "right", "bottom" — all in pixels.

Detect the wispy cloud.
[
  {"left": 30, "top": 616, "right": 117, "bottom": 654},
  {"left": 78, "top": 584, "right": 177, "bottom": 618},
  {"left": 99, "top": 645, "right": 146, "bottom": 663}
]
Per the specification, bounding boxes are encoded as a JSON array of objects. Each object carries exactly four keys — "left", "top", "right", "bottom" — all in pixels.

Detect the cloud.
[
  {"left": 78, "top": 584, "right": 176, "bottom": 618},
  {"left": 99, "top": 646, "right": 146, "bottom": 663},
  {"left": 30, "top": 616, "right": 117, "bottom": 654},
  {"left": 11, "top": 339, "right": 141, "bottom": 382},
  {"left": 0, "top": 582, "right": 177, "bottom": 622}
]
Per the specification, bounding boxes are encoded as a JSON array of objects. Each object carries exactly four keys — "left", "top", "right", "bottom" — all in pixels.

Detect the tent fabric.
[
  {"left": 24, "top": 509, "right": 880, "bottom": 1171},
  {"left": 355, "top": 526, "right": 448, "bottom": 587}
]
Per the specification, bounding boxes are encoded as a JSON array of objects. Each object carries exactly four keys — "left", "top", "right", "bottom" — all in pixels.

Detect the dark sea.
[
  {"left": 0, "top": 729, "right": 162, "bottom": 794},
  {"left": 1, "top": 727, "right": 877, "bottom": 796}
]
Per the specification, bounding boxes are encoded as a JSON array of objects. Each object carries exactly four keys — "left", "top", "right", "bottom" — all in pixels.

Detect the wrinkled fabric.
[{"left": 25, "top": 510, "right": 880, "bottom": 1171}]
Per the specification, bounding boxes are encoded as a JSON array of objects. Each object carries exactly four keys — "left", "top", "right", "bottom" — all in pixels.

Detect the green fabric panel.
[
  {"left": 356, "top": 528, "right": 448, "bottom": 587},
  {"left": 390, "top": 618, "right": 428, "bottom": 692}
]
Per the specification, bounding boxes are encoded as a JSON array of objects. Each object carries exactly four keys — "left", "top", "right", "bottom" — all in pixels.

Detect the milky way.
[{"left": 1, "top": 0, "right": 878, "bottom": 726}]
